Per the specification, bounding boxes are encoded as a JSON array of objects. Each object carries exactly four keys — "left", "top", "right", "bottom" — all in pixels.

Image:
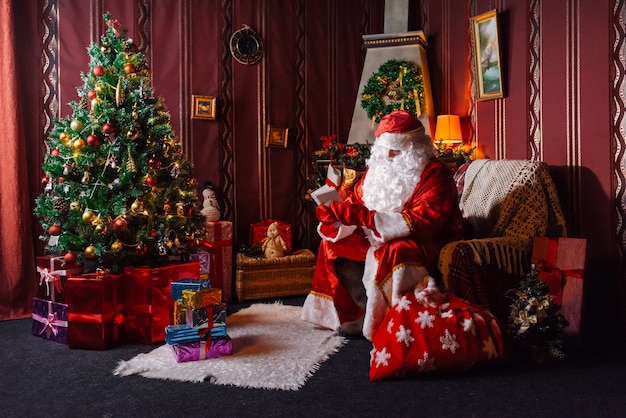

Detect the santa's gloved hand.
[
  {"left": 328, "top": 201, "right": 376, "bottom": 230},
  {"left": 316, "top": 204, "right": 338, "bottom": 224}
]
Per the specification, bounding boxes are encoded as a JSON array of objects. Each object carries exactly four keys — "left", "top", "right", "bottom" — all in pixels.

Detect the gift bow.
[
  {"left": 32, "top": 301, "right": 68, "bottom": 338},
  {"left": 36, "top": 266, "right": 62, "bottom": 299},
  {"left": 536, "top": 259, "right": 584, "bottom": 306}
]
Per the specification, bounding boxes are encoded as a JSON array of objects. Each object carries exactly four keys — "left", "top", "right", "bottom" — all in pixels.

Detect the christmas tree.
[{"left": 35, "top": 14, "right": 206, "bottom": 272}]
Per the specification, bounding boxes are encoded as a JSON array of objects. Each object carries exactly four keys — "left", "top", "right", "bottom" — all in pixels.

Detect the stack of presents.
[{"left": 31, "top": 221, "right": 235, "bottom": 363}]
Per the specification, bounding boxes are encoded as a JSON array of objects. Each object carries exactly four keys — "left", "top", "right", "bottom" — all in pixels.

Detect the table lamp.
[{"left": 434, "top": 115, "right": 463, "bottom": 145}]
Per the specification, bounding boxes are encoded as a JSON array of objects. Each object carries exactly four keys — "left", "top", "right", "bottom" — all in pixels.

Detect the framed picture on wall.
[
  {"left": 192, "top": 95, "right": 217, "bottom": 120},
  {"left": 266, "top": 125, "right": 289, "bottom": 148},
  {"left": 471, "top": 9, "right": 504, "bottom": 100}
]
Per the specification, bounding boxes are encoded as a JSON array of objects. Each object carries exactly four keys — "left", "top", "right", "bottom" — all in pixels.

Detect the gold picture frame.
[
  {"left": 471, "top": 9, "right": 504, "bottom": 100},
  {"left": 192, "top": 95, "right": 216, "bottom": 120},
  {"left": 266, "top": 125, "right": 289, "bottom": 148}
]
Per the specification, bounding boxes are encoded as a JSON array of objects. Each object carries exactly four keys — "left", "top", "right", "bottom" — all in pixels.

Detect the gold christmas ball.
[
  {"left": 73, "top": 138, "right": 86, "bottom": 151},
  {"left": 84, "top": 245, "right": 97, "bottom": 258},
  {"left": 82, "top": 209, "right": 95, "bottom": 223},
  {"left": 70, "top": 119, "right": 83, "bottom": 131},
  {"left": 130, "top": 199, "right": 143, "bottom": 212},
  {"left": 94, "top": 223, "right": 107, "bottom": 234},
  {"left": 69, "top": 201, "right": 81, "bottom": 211},
  {"left": 59, "top": 132, "right": 70, "bottom": 143},
  {"left": 111, "top": 240, "right": 123, "bottom": 253}
]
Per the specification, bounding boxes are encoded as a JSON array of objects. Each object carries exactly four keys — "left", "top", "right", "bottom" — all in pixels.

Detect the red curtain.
[{"left": 0, "top": 0, "right": 37, "bottom": 320}]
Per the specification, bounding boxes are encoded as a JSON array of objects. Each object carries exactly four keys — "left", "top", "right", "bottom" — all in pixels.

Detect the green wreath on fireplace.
[{"left": 360, "top": 59, "right": 425, "bottom": 124}]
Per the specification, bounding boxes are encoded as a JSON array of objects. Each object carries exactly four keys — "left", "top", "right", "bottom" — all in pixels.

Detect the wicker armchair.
[{"left": 437, "top": 159, "right": 567, "bottom": 322}]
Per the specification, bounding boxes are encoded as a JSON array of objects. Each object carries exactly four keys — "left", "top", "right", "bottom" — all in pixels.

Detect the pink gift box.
[
  {"left": 32, "top": 297, "right": 68, "bottom": 344},
  {"left": 170, "top": 337, "right": 233, "bottom": 362},
  {"left": 532, "top": 237, "right": 587, "bottom": 340}
]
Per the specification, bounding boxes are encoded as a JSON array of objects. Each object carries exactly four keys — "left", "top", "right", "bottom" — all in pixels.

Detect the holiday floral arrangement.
[
  {"left": 305, "top": 134, "right": 371, "bottom": 203},
  {"left": 506, "top": 264, "right": 569, "bottom": 361},
  {"left": 434, "top": 140, "right": 475, "bottom": 165}
]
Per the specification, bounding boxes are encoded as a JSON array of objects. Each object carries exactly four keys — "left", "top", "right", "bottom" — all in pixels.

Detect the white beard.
[{"left": 361, "top": 142, "right": 432, "bottom": 212}]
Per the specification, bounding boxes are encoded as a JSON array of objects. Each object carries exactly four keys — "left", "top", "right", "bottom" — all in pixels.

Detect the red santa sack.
[{"left": 370, "top": 283, "right": 507, "bottom": 381}]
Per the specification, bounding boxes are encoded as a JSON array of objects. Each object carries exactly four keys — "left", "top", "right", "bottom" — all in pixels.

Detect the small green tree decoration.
[
  {"left": 506, "top": 264, "right": 569, "bottom": 361},
  {"left": 35, "top": 14, "right": 205, "bottom": 272}
]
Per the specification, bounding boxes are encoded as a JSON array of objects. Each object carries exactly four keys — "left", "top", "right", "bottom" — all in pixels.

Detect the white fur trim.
[
  {"left": 317, "top": 222, "right": 357, "bottom": 242},
  {"left": 361, "top": 250, "right": 431, "bottom": 341},
  {"left": 301, "top": 293, "right": 341, "bottom": 331},
  {"left": 373, "top": 211, "right": 411, "bottom": 242},
  {"left": 376, "top": 126, "right": 426, "bottom": 151}
]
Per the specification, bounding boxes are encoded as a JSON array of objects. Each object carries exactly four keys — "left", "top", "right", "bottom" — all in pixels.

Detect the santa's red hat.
[{"left": 375, "top": 110, "right": 427, "bottom": 151}]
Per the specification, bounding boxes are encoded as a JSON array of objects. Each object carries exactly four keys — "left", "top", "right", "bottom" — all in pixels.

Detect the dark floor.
[{"left": 2, "top": 295, "right": 626, "bottom": 418}]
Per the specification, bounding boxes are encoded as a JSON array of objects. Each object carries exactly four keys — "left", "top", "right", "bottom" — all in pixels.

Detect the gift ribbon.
[
  {"left": 536, "top": 259, "right": 584, "bottom": 306},
  {"left": 32, "top": 300, "right": 68, "bottom": 338},
  {"left": 37, "top": 266, "right": 62, "bottom": 302}
]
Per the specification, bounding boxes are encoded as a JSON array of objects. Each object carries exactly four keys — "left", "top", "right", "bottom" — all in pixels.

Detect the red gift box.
[
  {"left": 250, "top": 219, "right": 292, "bottom": 254},
  {"left": 122, "top": 265, "right": 174, "bottom": 344},
  {"left": 170, "top": 261, "right": 201, "bottom": 281},
  {"left": 66, "top": 272, "right": 124, "bottom": 350},
  {"left": 36, "top": 255, "right": 82, "bottom": 304},
  {"left": 531, "top": 237, "right": 587, "bottom": 340},
  {"left": 203, "top": 221, "right": 233, "bottom": 302}
]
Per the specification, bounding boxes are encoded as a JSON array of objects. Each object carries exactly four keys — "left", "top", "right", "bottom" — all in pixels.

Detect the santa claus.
[{"left": 301, "top": 110, "right": 463, "bottom": 341}]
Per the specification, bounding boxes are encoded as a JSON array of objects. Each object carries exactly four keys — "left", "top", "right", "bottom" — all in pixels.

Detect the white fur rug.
[{"left": 114, "top": 302, "right": 346, "bottom": 390}]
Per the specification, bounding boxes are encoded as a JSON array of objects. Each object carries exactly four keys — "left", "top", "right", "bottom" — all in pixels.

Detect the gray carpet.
[{"left": 3, "top": 296, "right": 626, "bottom": 418}]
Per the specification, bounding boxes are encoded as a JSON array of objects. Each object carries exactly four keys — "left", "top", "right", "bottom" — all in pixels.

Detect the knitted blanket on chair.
[{"left": 452, "top": 159, "right": 567, "bottom": 274}]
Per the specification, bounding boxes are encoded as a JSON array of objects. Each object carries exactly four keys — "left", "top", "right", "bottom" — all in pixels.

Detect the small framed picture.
[
  {"left": 192, "top": 95, "right": 216, "bottom": 120},
  {"left": 266, "top": 125, "right": 289, "bottom": 148},
  {"left": 471, "top": 9, "right": 504, "bottom": 100}
]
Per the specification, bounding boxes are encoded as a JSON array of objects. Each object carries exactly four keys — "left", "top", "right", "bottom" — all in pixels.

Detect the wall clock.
[{"left": 230, "top": 25, "right": 263, "bottom": 65}]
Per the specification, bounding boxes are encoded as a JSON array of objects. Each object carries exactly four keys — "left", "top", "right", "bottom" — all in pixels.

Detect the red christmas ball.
[
  {"left": 64, "top": 251, "right": 77, "bottom": 265},
  {"left": 58, "top": 177, "right": 65, "bottom": 183},
  {"left": 48, "top": 224, "right": 61, "bottom": 236},
  {"left": 148, "top": 157, "right": 161, "bottom": 169},
  {"left": 50, "top": 149, "right": 60, "bottom": 157},
  {"left": 87, "top": 134, "right": 99, "bottom": 146},
  {"left": 87, "top": 90, "right": 97, "bottom": 100},
  {"left": 93, "top": 66, "right": 105, "bottom": 77},
  {"left": 112, "top": 216, "right": 127, "bottom": 232},
  {"left": 102, "top": 123, "right": 114, "bottom": 134},
  {"left": 145, "top": 175, "right": 157, "bottom": 187},
  {"left": 135, "top": 242, "right": 147, "bottom": 255}
]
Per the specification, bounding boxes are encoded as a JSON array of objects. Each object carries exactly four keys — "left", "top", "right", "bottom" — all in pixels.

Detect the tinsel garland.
[{"left": 360, "top": 59, "right": 425, "bottom": 124}]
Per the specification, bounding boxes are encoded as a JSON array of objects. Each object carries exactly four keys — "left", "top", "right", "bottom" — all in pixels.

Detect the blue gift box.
[
  {"left": 211, "top": 324, "right": 227, "bottom": 339},
  {"left": 171, "top": 278, "right": 211, "bottom": 301},
  {"left": 165, "top": 324, "right": 211, "bottom": 345},
  {"left": 31, "top": 297, "right": 68, "bottom": 344}
]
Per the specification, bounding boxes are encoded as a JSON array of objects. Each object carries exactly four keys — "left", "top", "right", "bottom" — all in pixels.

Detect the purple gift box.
[
  {"left": 170, "top": 336, "right": 233, "bottom": 363},
  {"left": 32, "top": 297, "right": 68, "bottom": 344}
]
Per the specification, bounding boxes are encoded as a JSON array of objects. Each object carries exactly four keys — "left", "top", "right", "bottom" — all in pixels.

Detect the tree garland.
[{"left": 360, "top": 59, "right": 425, "bottom": 124}]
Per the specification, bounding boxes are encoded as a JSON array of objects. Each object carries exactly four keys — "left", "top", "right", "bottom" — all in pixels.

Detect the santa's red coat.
[{"left": 301, "top": 157, "right": 463, "bottom": 340}]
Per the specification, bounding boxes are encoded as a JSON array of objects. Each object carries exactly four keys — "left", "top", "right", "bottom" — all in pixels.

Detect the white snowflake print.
[
  {"left": 462, "top": 317, "right": 475, "bottom": 335},
  {"left": 386, "top": 318, "right": 395, "bottom": 334},
  {"left": 482, "top": 337, "right": 498, "bottom": 359},
  {"left": 372, "top": 347, "right": 392, "bottom": 368},
  {"left": 395, "top": 325, "right": 415, "bottom": 347},
  {"left": 440, "top": 309, "right": 454, "bottom": 319},
  {"left": 415, "top": 310, "right": 435, "bottom": 329},
  {"left": 395, "top": 295, "right": 412, "bottom": 312},
  {"left": 417, "top": 351, "right": 436, "bottom": 372},
  {"left": 440, "top": 329, "right": 460, "bottom": 353}
]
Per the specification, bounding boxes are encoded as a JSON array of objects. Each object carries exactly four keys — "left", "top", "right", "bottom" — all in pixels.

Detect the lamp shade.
[{"left": 434, "top": 115, "right": 463, "bottom": 144}]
